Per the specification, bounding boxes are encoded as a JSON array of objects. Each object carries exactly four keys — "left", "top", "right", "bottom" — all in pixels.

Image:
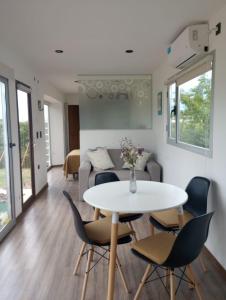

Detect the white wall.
[
  {"left": 80, "top": 130, "right": 156, "bottom": 160},
  {"left": 151, "top": 4, "right": 226, "bottom": 269},
  {"left": 65, "top": 93, "right": 79, "bottom": 105},
  {"left": 49, "top": 101, "right": 65, "bottom": 165},
  {"left": 0, "top": 44, "right": 65, "bottom": 217}
]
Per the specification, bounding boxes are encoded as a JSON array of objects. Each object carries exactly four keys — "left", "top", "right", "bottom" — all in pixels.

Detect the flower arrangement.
[{"left": 120, "top": 137, "right": 143, "bottom": 168}]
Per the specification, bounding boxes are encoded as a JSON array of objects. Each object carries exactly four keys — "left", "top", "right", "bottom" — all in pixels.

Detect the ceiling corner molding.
[{"left": 0, "top": 62, "right": 15, "bottom": 80}]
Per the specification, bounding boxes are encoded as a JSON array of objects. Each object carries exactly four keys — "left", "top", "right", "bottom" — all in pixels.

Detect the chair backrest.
[
  {"left": 95, "top": 172, "right": 120, "bottom": 186},
  {"left": 184, "top": 176, "right": 210, "bottom": 216},
  {"left": 63, "top": 191, "right": 90, "bottom": 244},
  {"left": 164, "top": 212, "right": 214, "bottom": 268}
]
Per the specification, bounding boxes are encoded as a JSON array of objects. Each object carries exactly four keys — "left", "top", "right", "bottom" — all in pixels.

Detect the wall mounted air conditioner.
[{"left": 167, "top": 24, "right": 209, "bottom": 69}]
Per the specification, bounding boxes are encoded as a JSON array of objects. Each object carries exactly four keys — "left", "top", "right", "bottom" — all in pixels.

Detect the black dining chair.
[
  {"left": 149, "top": 176, "right": 210, "bottom": 271},
  {"left": 95, "top": 172, "right": 143, "bottom": 241},
  {"left": 63, "top": 191, "right": 133, "bottom": 300},
  {"left": 131, "top": 212, "right": 214, "bottom": 300}
]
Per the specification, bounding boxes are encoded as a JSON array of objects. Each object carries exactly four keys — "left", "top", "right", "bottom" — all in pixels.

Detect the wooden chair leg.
[
  {"left": 199, "top": 253, "right": 207, "bottom": 272},
  {"left": 134, "top": 264, "right": 152, "bottom": 300},
  {"left": 187, "top": 265, "right": 203, "bottom": 300},
  {"left": 93, "top": 208, "right": 100, "bottom": 220},
  {"left": 128, "top": 221, "right": 138, "bottom": 241},
  {"left": 107, "top": 217, "right": 119, "bottom": 300},
  {"left": 185, "top": 266, "right": 194, "bottom": 289},
  {"left": 116, "top": 256, "right": 129, "bottom": 294},
  {"left": 81, "top": 248, "right": 93, "bottom": 300},
  {"left": 73, "top": 242, "right": 86, "bottom": 275},
  {"left": 170, "top": 269, "right": 176, "bottom": 300},
  {"left": 150, "top": 223, "right": 155, "bottom": 236}
]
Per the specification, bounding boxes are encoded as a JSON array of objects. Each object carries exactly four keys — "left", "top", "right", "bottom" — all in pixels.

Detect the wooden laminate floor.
[{"left": 0, "top": 167, "right": 226, "bottom": 300}]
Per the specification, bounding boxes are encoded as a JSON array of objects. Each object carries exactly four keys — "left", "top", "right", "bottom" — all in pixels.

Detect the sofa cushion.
[
  {"left": 108, "top": 149, "right": 124, "bottom": 169},
  {"left": 87, "top": 147, "right": 114, "bottom": 170},
  {"left": 122, "top": 151, "right": 152, "bottom": 171},
  {"left": 89, "top": 169, "right": 150, "bottom": 187}
]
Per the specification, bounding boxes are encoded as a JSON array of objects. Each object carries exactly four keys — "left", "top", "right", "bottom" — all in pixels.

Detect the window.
[{"left": 167, "top": 54, "right": 214, "bottom": 156}]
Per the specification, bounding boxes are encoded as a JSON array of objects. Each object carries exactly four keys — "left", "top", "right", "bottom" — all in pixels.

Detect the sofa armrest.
[
  {"left": 79, "top": 160, "right": 92, "bottom": 201},
  {"left": 146, "top": 160, "right": 161, "bottom": 182}
]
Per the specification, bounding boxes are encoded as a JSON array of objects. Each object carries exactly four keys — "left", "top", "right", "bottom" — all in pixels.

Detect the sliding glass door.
[
  {"left": 16, "top": 83, "right": 35, "bottom": 205},
  {"left": 0, "top": 76, "right": 15, "bottom": 239}
]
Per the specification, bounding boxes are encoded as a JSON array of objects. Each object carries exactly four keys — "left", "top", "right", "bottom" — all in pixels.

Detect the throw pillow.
[
  {"left": 135, "top": 151, "right": 152, "bottom": 171},
  {"left": 122, "top": 151, "right": 152, "bottom": 171},
  {"left": 87, "top": 147, "right": 115, "bottom": 170}
]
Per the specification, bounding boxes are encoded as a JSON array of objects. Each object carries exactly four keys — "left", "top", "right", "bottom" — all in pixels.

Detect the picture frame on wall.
[{"left": 157, "top": 91, "right": 162, "bottom": 115}]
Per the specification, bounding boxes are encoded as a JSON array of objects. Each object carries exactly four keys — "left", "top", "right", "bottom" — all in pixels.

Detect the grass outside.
[
  {"left": 0, "top": 168, "right": 31, "bottom": 230},
  {"left": 0, "top": 201, "right": 7, "bottom": 213},
  {"left": 0, "top": 168, "right": 31, "bottom": 189},
  {"left": 0, "top": 200, "right": 10, "bottom": 230}
]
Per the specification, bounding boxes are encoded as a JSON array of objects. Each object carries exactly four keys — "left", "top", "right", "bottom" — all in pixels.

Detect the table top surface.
[{"left": 83, "top": 181, "right": 188, "bottom": 214}]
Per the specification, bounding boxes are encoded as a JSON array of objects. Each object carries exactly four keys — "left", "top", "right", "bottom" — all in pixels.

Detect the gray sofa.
[{"left": 79, "top": 148, "right": 161, "bottom": 201}]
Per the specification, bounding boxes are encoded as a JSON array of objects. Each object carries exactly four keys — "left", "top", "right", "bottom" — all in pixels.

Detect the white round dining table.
[{"left": 83, "top": 180, "right": 188, "bottom": 300}]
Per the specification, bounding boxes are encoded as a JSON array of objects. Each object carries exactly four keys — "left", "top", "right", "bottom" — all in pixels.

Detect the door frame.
[
  {"left": 16, "top": 81, "right": 35, "bottom": 210},
  {"left": 0, "top": 75, "right": 16, "bottom": 241}
]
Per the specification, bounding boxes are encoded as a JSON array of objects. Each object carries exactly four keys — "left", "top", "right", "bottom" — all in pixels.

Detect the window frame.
[{"left": 167, "top": 52, "right": 215, "bottom": 157}]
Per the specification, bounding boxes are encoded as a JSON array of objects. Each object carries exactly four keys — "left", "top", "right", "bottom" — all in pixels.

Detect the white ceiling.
[{"left": 0, "top": 0, "right": 225, "bottom": 94}]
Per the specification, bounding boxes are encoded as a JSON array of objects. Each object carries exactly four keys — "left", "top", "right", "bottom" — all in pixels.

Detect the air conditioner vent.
[{"left": 168, "top": 24, "right": 209, "bottom": 70}]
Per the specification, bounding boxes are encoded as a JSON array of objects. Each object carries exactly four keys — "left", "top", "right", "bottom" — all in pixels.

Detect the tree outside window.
[{"left": 168, "top": 56, "right": 213, "bottom": 155}]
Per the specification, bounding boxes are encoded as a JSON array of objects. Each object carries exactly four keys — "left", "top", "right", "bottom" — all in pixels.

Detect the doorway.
[
  {"left": 16, "top": 82, "right": 35, "bottom": 206},
  {"left": 0, "top": 76, "right": 15, "bottom": 240},
  {"left": 68, "top": 105, "right": 80, "bottom": 151}
]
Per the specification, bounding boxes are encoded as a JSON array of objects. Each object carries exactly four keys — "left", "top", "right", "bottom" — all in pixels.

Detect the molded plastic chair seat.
[
  {"left": 84, "top": 216, "right": 134, "bottom": 245},
  {"left": 132, "top": 232, "right": 176, "bottom": 265},
  {"left": 100, "top": 209, "right": 143, "bottom": 223},
  {"left": 63, "top": 190, "right": 132, "bottom": 300},
  {"left": 100, "top": 209, "right": 133, "bottom": 218},
  {"left": 150, "top": 209, "right": 193, "bottom": 229},
  {"left": 132, "top": 213, "right": 214, "bottom": 300},
  {"left": 150, "top": 176, "right": 210, "bottom": 233}
]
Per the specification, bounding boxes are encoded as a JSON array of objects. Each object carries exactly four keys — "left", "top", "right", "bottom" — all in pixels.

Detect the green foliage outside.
[
  {"left": 0, "top": 168, "right": 31, "bottom": 190},
  {"left": 179, "top": 74, "right": 211, "bottom": 148},
  {"left": 0, "top": 117, "right": 31, "bottom": 229},
  {"left": 0, "top": 121, "right": 31, "bottom": 169},
  {"left": 18, "top": 121, "right": 31, "bottom": 168},
  {"left": 170, "top": 73, "right": 212, "bottom": 148},
  {"left": 0, "top": 121, "right": 31, "bottom": 189}
]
